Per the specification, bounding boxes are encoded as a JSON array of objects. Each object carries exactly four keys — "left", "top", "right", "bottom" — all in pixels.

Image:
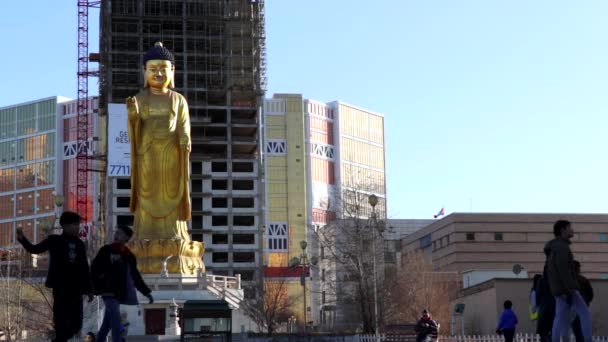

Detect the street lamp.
[
  {"left": 368, "top": 194, "right": 384, "bottom": 340},
  {"left": 290, "top": 240, "right": 318, "bottom": 333}
]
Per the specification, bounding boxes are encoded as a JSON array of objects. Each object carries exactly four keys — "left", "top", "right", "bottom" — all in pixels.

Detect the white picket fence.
[{"left": 356, "top": 334, "right": 608, "bottom": 342}]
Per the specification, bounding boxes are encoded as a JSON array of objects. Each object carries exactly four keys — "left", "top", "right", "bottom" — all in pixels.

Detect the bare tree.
[
  {"left": 0, "top": 248, "right": 53, "bottom": 341},
  {"left": 242, "top": 272, "right": 295, "bottom": 336},
  {"left": 313, "top": 178, "right": 386, "bottom": 333},
  {"left": 385, "top": 250, "right": 460, "bottom": 330}
]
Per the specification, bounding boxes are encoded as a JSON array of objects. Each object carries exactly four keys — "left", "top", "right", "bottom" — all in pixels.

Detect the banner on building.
[{"left": 107, "top": 103, "right": 131, "bottom": 177}]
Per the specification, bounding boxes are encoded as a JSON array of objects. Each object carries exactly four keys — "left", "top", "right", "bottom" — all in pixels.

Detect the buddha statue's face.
[{"left": 144, "top": 59, "right": 174, "bottom": 89}]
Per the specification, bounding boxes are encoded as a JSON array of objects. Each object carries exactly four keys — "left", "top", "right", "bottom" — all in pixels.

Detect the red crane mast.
[{"left": 76, "top": 1, "right": 100, "bottom": 222}]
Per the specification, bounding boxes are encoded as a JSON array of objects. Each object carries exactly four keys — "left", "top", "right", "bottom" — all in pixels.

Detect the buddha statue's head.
[{"left": 143, "top": 41, "right": 175, "bottom": 89}]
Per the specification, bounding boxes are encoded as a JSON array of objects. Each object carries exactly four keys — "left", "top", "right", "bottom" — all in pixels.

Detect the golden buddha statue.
[{"left": 126, "top": 42, "right": 204, "bottom": 275}]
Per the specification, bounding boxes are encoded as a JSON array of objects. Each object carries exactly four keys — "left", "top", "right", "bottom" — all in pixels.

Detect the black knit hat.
[{"left": 143, "top": 42, "right": 175, "bottom": 65}]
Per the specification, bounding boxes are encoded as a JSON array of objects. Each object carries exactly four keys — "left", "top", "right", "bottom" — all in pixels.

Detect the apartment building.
[
  {"left": 263, "top": 94, "right": 386, "bottom": 331},
  {"left": 0, "top": 96, "right": 100, "bottom": 248}
]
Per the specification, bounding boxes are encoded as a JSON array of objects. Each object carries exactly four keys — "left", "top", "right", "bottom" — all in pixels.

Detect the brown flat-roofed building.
[{"left": 400, "top": 213, "right": 608, "bottom": 279}]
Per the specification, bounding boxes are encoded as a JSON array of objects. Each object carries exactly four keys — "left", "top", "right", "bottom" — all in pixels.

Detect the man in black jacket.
[
  {"left": 415, "top": 309, "right": 439, "bottom": 342},
  {"left": 16, "top": 211, "right": 93, "bottom": 342},
  {"left": 92, "top": 225, "right": 153, "bottom": 342}
]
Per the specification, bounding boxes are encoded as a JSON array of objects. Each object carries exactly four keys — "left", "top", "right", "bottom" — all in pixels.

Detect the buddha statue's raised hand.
[{"left": 126, "top": 96, "right": 139, "bottom": 121}]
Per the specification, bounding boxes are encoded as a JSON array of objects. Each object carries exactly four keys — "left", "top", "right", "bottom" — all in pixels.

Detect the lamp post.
[
  {"left": 290, "top": 240, "right": 318, "bottom": 333},
  {"left": 368, "top": 194, "right": 383, "bottom": 341}
]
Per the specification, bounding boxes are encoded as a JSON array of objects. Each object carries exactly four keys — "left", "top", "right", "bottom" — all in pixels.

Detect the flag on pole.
[{"left": 433, "top": 207, "right": 445, "bottom": 219}]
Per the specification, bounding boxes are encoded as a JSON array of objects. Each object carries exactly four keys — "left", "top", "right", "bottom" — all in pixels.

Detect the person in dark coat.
[
  {"left": 415, "top": 309, "right": 438, "bottom": 342},
  {"left": 572, "top": 260, "right": 594, "bottom": 342},
  {"left": 92, "top": 225, "right": 153, "bottom": 342},
  {"left": 16, "top": 211, "right": 93, "bottom": 342},
  {"left": 545, "top": 220, "right": 592, "bottom": 342}
]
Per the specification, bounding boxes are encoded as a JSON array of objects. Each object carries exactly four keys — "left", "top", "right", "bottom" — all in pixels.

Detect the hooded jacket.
[{"left": 544, "top": 238, "right": 579, "bottom": 296}]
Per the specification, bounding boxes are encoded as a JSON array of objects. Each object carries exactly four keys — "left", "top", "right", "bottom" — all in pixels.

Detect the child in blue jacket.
[{"left": 497, "top": 300, "right": 518, "bottom": 342}]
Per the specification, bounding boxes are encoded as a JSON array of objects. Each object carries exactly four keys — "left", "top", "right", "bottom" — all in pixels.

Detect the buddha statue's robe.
[{"left": 128, "top": 89, "right": 191, "bottom": 242}]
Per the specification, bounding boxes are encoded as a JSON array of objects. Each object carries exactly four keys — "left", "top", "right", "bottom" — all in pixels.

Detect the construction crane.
[{"left": 76, "top": 1, "right": 100, "bottom": 222}]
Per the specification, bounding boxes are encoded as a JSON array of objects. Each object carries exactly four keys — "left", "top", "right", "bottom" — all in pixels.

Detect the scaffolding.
[{"left": 100, "top": 0, "right": 266, "bottom": 285}]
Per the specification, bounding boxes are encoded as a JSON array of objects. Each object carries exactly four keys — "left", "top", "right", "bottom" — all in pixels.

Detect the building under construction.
[{"left": 99, "top": 0, "right": 266, "bottom": 293}]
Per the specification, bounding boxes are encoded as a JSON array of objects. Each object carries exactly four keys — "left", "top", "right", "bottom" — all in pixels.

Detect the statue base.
[
  {"left": 127, "top": 239, "right": 205, "bottom": 275},
  {"left": 82, "top": 274, "right": 254, "bottom": 338}
]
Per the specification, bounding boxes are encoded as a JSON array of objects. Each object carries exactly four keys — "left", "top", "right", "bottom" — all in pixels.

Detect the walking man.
[
  {"left": 545, "top": 219, "right": 592, "bottom": 342},
  {"left": 91, "top": 225, "right": 153, "bottom": 342},
  {"left": 16, "top": 211, "right": 93, "bottom": 342}
]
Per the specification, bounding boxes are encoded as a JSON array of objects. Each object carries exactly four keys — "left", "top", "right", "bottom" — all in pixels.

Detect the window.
[
  {"left": 267, "top": 222, "right": 288, "bottom": 251},
  {"left": 234, "top": 216, "right": 254, "bottom": 226},
  {"left": 211, "top": 162, "right": 227, "bottom": 172},
  {"left": 233, "top": 162, "right": 254, "bottom": 173},
  {"left": 494, "top": 233, "right": 503, "bottom": 241},
  {"left": 116, "top": 197, "right": 130, "bottom": 208},
  {"left": 212, "top": 234, "right": 228, "bottom": 244},
  {"left": 419, "top": 234, "right": 432, "bottom": 248},
  {"left": 192, "top": 198, "right": 202, "bottom": 211},
  {"left": 212, "top": 216, "right": 228, "bottom": 226},
  {"left": 212, "top": 252, "right": 228, "bottom": 263},
  {"left": 116, "top": 178, "right": 131, "bottom": 189},
  {"left": 233, "top": 234, "right": 255, "bottom": 244},
  {"left": 233, "top": 252, "right": 255, "bottom": 263},
  {"left": 321, "top": 269, "right": 325, "bottom": 282},
  {"left": 191, "top": 180, "right": 202, "bottom": 193},
  {"left": 239, "top": 270, "right": 255, "bottom": 281},
  {"left": 191, "top": 215, "right": 203, "bottom": 229},
  {"left": 466, "top": 233, "right": 475, "bottom": 241},
  {"left": 212, "top": 179, "right": 228, "bottom": 190},
  {"left": 600, "top": 233, "right": 608, "bottom": 242},
  {"left": 191, "top": 162, "right": 202, "bottom": 174},
  {"left": 212, "top": 198, "right": 228, "bottom": 208},
  {"left": 233, "top": 197, "right": 254, "bottom": 208},
  {"left": 233, "top": 180, "right": 254, "bottom": 190}
]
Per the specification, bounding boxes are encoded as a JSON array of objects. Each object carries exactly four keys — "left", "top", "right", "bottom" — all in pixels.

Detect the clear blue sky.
[{"left": 2, "top": 1, "right": 608, "bottom": 219}]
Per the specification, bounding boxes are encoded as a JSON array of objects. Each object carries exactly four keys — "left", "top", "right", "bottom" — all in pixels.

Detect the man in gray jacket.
[{"left": 545, "top": 220, "right": 591, "bottom": 342}]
